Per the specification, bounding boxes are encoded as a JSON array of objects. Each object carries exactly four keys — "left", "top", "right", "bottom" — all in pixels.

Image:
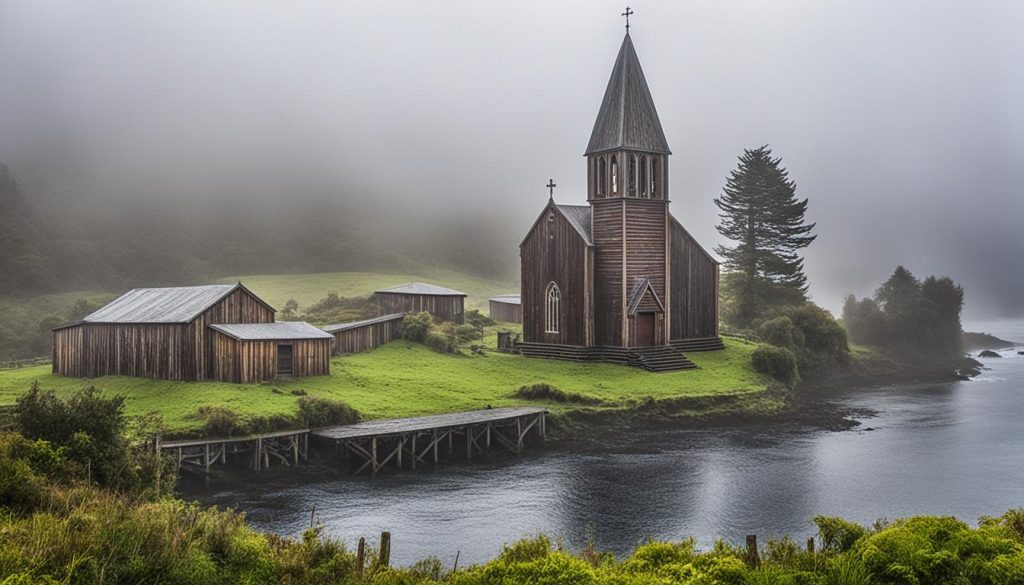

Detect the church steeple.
[{"left": 586, "top": 33, "right": 670, "bottom": 201}]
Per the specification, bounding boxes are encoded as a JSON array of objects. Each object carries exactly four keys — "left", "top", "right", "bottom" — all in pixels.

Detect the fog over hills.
[{"left": 1, "top": 1, "right": 1021, "bottom": 318}]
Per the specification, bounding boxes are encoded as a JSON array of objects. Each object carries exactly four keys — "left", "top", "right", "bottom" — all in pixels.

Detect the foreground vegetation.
[
  {"left": 3, "top": 388, "right": 1023, "bottom": 585},
  {"left": 0, "top": 335, "right": 774, "bottom": 437}
]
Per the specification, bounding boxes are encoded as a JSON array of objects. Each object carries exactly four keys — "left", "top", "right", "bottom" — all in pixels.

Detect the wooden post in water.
[
  {"left": 411, "top": 433, "right": 417, "bottom": 470},
  {"left": 204, "top": 443, "right": 211, "bottom": 473},
  {"left": 378, "top": 531, "right": 391, "bottom": 568},
  {"left": 433, "top": 429, "right": 439, "bottom": 463},
  {"left": 466, "top": 425, "right": 473, "bottom": 459},
  {"left": 356, "top": 537, "right": 365, "bottom": 573},
  {"left": 371, "top": 437, "right": 378, "bottom": 477},
  {"left": 745, "top": 535, "right": 760, "bottom": 568}
]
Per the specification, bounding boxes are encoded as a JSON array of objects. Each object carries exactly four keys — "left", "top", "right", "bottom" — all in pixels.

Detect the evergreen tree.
[{"left": 714, "top": 146, "right": 816, "bottom": 325}]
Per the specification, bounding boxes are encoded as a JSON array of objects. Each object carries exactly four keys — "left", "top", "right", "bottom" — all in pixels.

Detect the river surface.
[{"left": 184, "top": 322, "right": 1024, "bottom": 566}]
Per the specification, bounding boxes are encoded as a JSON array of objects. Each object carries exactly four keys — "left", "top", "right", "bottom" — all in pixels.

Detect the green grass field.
[
  {"left": 219, "top": 268, "right": 518, "bottom": 312},
  {"left": 0, "top": 336, "right": 771, "bottom": 436}
]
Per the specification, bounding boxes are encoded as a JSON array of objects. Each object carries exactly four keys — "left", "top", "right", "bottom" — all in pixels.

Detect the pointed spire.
[{"left": 585, "top": 34, "right": 671, "bottom": 156}]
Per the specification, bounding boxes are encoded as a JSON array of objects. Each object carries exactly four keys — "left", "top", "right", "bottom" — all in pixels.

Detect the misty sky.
[{"left": 1, "top": 1, "right": 1022, "bottom": 318}]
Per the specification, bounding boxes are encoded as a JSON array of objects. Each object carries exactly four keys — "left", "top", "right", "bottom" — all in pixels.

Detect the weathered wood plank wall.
[
  {"left": 375, "top": 293, "right": 465, "bottom": 324},
  {"left": 210, "top": 331, "right": 332, "bottom": 383},
  {"left": 331, "top": 316, "right": 404, "bottom": 355},
  {"left": 488, "top": 300, "right": 522, "bottom": 324}
]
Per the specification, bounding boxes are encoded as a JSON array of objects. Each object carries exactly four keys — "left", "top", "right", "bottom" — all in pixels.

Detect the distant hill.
[{"left": 962, "top": 331, "right": 1018, "bottom": 351}]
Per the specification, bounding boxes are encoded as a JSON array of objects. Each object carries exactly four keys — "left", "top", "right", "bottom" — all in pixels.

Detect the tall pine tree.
[{"left": 715, "top": 146, "right": 816, "bottom": 326}]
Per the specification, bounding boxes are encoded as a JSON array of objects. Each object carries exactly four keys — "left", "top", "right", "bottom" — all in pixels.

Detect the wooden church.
[{"left": 519, "top": 30, "right": 722, "bottom": 371}]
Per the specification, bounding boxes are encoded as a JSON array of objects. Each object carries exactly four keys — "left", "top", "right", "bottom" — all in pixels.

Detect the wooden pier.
[
  {"left": 156, "top": 407, "right": 547, "bottom": 476},
  {"left": 158, "top": 429, "right": 309, "bottom": 472},
  {"left": 311, "top": 406, "right": 547, "bottom": 475}
]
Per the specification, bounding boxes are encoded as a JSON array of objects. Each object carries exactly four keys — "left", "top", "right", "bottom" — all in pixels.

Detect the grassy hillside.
[
  {"left": 220, "top": 269, "right": 519, "bottom": 312},
  {"left": 0, "top": 337, "right": 772, "bottom": 436}
]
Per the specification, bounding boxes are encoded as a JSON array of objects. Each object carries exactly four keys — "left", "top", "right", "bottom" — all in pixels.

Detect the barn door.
[
  {"left": 636, "top": 313, "right": 656, "bottom": 347},
  {"left": 277, "top": 344, "right": 293, "bottom": 376}
]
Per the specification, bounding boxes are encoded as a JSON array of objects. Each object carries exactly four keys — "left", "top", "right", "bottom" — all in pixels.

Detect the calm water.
[{"left": 185, "top": 323, "right": 1024, "bottom": 566}]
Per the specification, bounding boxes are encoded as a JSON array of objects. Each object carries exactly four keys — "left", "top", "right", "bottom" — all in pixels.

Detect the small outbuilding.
[
  {"left": 323, "top": 313, "right": 405, "bottom": 355},
  {"left": 209, "top": 322, "right": 333, "bottom": 383},
  {"left": 374, "top": 282, "right": 467, "bottom": 324},
  {"left": 488, "top": 295, "right": 522, "bottom": 324}
]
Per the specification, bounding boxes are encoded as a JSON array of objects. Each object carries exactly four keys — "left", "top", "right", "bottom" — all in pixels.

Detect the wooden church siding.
[
  {"left": 188, "top": 287, "right": 276, "bottom": 380},
  {"left": 592, "top": 198, "right": 625, "bottom": 346},
  {"left": 623, "top": 200, "right": 668, "bottom": 342},
  {"left": 210, "top": 331, "right": 332, "bottom": 383},
  {"left": 520, "top": 204, "right": 589, "bottom": 345},
  {"left": 375, "top": 293, "right": 465, "bottom": 324},
  {"left": 330, "top": 316, "right": 405, "bottom": 355},
  {"left": 669, "top": 219, "right": 720, "bottom": 340}
]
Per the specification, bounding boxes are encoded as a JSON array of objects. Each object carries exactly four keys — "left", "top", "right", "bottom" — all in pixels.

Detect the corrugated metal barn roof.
[
  {"left": 83, "top": 284, "right": 243, "bottom": 324},
  {"left": 557, "top": 204, "right": 593, "bottom": 245},
  {"left": 489, "top": 295, "right": 521, "bottom": 305},
  {"left": 585, "top": 33, "right": 671, "bottom": 156},
  {"left": 322, "top": 313, "right": 406, "bottom": 333},
  {"left": 375, "top": 282, "right": 467, "bottom": 296},
  {"left": 209, "top": 322, "right": 333, "bottom": 341}
]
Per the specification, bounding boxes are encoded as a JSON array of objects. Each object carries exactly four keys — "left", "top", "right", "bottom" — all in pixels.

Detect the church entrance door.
[{"left": 636, "top": 313, "right": 656, "bottom": 347}]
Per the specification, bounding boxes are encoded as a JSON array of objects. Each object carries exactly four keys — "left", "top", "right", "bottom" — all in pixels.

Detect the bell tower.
[{"left": 587, "top": 30, "right": 673, "bottom": 347}]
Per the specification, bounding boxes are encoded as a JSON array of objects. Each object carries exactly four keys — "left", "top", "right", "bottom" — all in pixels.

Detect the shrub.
[
  {"left": 785, "top": 304, "right": 850, "bottom": 370},
  {"left": 813, "top": 516, "right": 869, "bottom": 552},
  {"left": 296, "top": 397, "right": 359, "bottom": 428},
  {"left": 195, "top": 405, "right": 244, "bottom": 437},
  {"left": 402, "top": 312, "right": 433, "bottom": 343},
  {"left": 758, "top": 316, "right": 804, "bottom": 352},
  {"left": 424, "top": 332, "right": 456, "bottom": 354},
  {"left": 752, "top": 344, "right": 799, "bottom": 386},
  {"left": 514, "top": 383, "right": 602, "bottom": 405}
]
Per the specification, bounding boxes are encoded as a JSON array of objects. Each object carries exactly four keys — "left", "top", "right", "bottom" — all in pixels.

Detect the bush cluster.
[
  {"left": 514, "top": 383, "right": 602, "bottom": 405},
  {"left": 752, "top": 344, "right": 799, "bottom": 387}
]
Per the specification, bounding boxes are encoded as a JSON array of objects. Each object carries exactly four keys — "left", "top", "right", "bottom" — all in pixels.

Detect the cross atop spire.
[
  {"left": 621, "top": 6, "right": 633, "bottom": 33},
  {"left": 546, "top": 179, "right": 557, "bottom": 199}
]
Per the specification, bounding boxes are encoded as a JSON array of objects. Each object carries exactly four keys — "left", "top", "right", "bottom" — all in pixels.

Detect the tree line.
[{"left": 713, "top": 146, "right": 966, "bottom": 386}]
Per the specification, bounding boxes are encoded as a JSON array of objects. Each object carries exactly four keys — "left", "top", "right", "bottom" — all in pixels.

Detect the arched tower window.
[
  {"left": 651, "top": 157, "right": 659, "bottom": 199},
  {"left": 545, "top": 282, "right": 560, "bottom": 334},
  {"left": 597, "top": 157, "right": 606, "bottom": 197},
  {"left": 639, "top": 156, "right": 648, "bottom": 198},
  {"left": 628, "top": 155, "right": 637, "bottom": 196},
  {"left": 610, "top": 156, "right": 618, "bottom": 194}
]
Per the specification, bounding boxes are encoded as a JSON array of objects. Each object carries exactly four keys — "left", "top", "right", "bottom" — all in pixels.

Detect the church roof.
[
  {"left": 585, "top": 34, "right": 671, "bottom": 156},
  {"left": 556, "top": 204, "right": 593, "bottom": 245}
]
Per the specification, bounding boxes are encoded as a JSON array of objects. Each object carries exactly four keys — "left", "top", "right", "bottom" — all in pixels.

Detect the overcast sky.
[{"left": 1, "top": 1, "right": 1021, "bottom": 318}]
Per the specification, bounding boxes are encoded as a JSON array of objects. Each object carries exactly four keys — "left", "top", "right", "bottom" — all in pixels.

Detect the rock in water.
[{"left": 978, "top": 350, "right": 1002, "bottom": 358}]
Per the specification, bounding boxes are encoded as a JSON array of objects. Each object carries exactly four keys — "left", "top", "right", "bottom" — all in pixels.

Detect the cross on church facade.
[
  {"left": 547, "top": 179, "right": 557, "bottom": 198},
  {"left": 622, "top": 6, "right": 633, "bottom": 32}
]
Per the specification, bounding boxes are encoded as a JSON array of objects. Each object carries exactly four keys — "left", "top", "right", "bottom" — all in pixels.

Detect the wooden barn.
[
  {"left": 374, "top": 283, "right": 467, "bottom": 324},
  {"left": 323, "top": 313, "right": 405, "bottom": 355},
  {"left": 488, "top": 295, "right": 522, "bottom": 324},
  {"left": 517, "top": 31, "right": 722, "bottom": 372},
  {"left": 208, "top": 322, "right": 333, "bottom": 383},
  {"left": 52, "top": 284, "right": 331, "bottom": 382}
]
